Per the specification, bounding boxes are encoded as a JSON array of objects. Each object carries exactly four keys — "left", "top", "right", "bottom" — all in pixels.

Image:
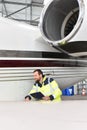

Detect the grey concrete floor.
[{"left": 0, "top": 100, "right": 87, "bottom": 130}]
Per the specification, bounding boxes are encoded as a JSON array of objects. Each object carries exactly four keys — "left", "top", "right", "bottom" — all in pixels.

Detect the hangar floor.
[{"left": 0, "top": 100, "right": 87, "bottom": 130}]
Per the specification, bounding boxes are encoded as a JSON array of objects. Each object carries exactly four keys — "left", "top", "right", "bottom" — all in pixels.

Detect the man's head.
[{"left": 33, "top": 69, "right": 44, "bottom": 82}]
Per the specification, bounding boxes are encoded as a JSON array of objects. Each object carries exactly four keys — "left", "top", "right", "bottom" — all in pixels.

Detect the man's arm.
[{"left": 48, "top": 78, "right": 62, "bottom": 100}]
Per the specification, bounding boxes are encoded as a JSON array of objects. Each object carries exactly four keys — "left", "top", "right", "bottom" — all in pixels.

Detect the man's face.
[{"left": 33, "top": 71, "right": 42, "bottom": 82}]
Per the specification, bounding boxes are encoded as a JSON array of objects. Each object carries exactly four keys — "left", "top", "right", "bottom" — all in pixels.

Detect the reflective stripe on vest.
[{"left": 43, "top": 78, "right": 58, "bottom": 97}]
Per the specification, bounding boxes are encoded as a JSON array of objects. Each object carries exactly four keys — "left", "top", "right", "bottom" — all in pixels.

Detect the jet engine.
[{"left": 39, "top": 0, "right": 87, "bottom": 56}]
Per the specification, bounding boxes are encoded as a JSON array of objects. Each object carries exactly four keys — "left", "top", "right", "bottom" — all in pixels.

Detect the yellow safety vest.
[{"left": 29, "top": 76, "right": 62, "bottom": 101}]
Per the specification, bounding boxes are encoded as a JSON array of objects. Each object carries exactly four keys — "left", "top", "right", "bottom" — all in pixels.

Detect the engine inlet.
[{"left": 39, "top": 0, "right": 84, "bottom": 45}]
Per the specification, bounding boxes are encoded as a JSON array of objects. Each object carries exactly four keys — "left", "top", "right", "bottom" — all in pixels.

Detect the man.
[{"left": 25, "top": 69, "right": 62, "bottom": 102}]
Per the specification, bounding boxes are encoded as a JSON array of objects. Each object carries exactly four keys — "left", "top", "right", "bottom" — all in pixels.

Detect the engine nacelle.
[{"left": 39, "top": 0, "right": 85, "bottom": 46}]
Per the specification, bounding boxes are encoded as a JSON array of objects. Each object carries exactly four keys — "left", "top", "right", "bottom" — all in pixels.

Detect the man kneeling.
[{"left": 25, "top": 69, "right": 62, "bottom": 102}]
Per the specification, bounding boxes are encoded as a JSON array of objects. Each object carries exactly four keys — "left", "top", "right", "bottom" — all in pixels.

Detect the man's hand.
[
  {"left": 42, "top": 96, "right": 50, "bottom": 101},
  {"left": 25, "top": 97, "right": 30, "bottom": 102}
]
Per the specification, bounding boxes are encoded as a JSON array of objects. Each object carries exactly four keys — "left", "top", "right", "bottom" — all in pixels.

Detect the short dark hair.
[{"left": 33, "top": 69, "right": 43, "bottom": 76}]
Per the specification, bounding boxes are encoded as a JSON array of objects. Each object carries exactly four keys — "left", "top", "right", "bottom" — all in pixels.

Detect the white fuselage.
[{"left": 0, "top": 17, "right": 57, "bottom": 52}]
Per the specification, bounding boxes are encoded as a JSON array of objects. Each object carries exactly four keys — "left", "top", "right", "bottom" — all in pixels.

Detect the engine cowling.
[{"left": 39, "top": 0, "right": 85, "bottom": 46}]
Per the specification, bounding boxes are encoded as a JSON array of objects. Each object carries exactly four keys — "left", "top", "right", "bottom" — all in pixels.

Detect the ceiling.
[{"left": 0, "top": 0, "right": 44, "bottom": 26}]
